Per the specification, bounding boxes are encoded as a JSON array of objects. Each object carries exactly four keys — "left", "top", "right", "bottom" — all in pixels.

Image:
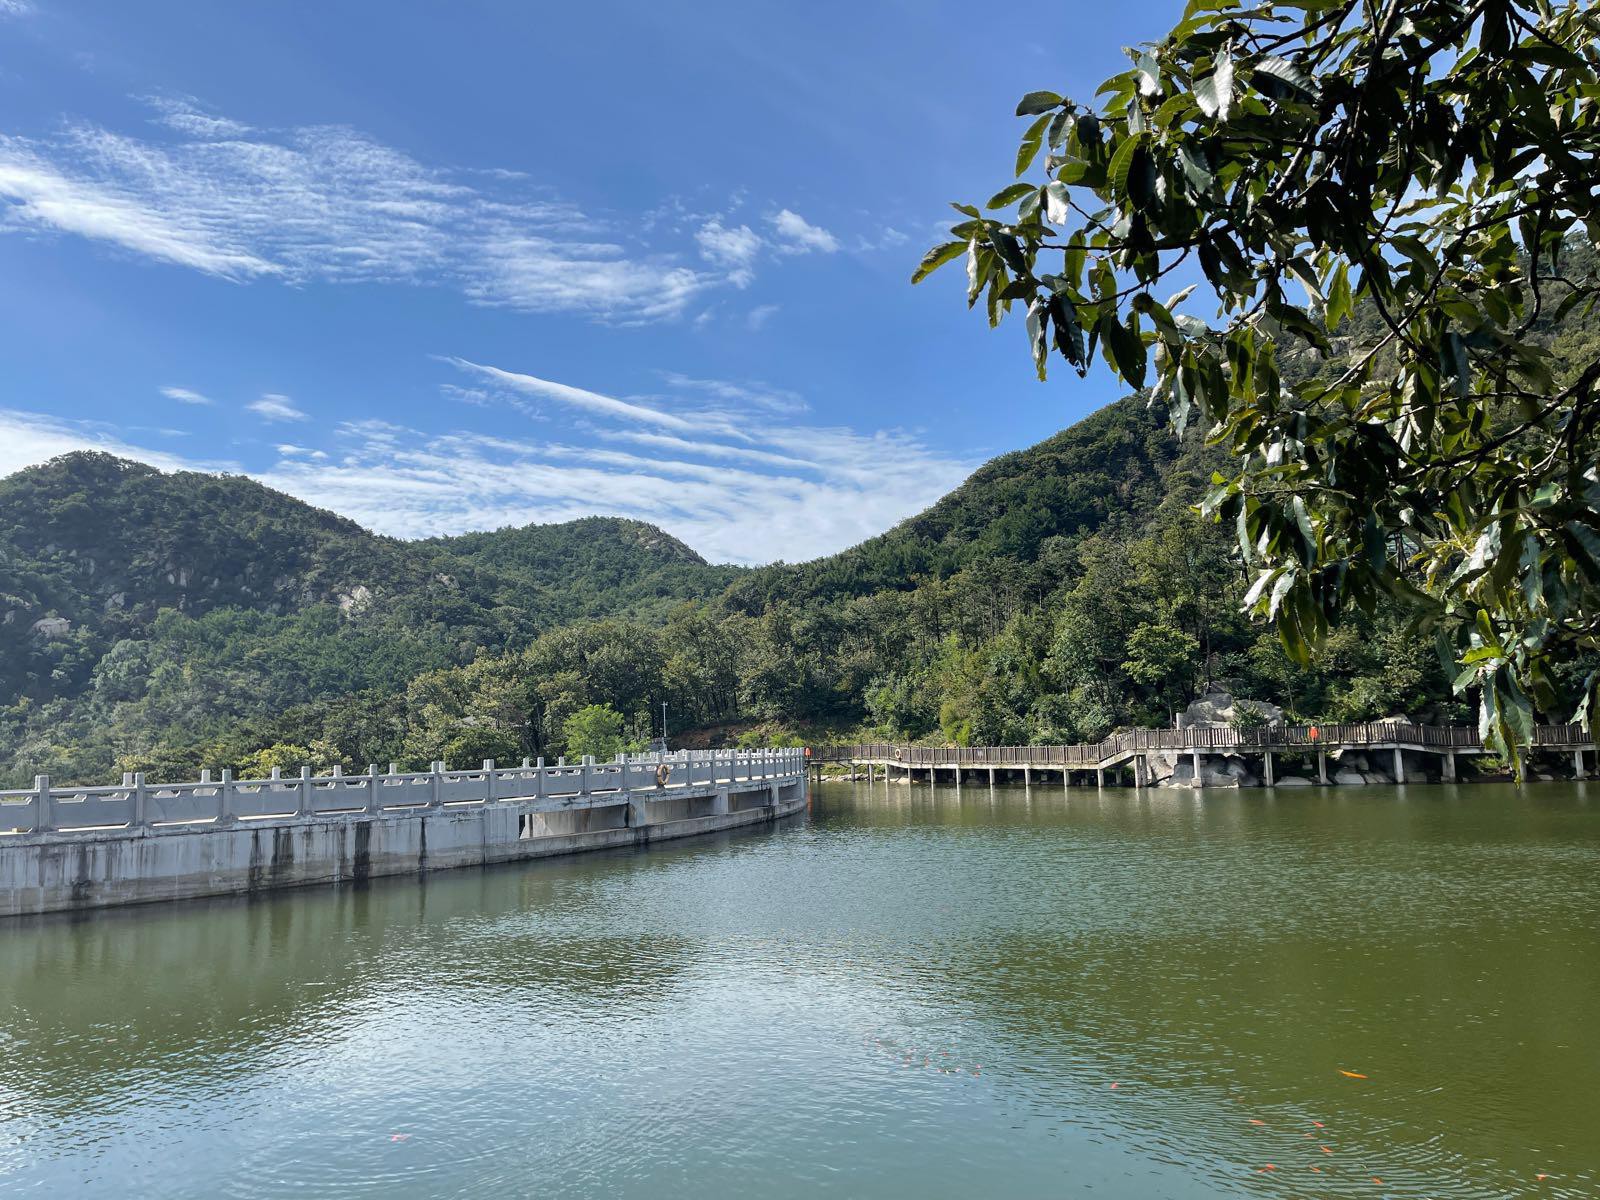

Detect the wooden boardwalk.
[{"left": 814, "top": 722, "right": 1596, "bottom": 787}]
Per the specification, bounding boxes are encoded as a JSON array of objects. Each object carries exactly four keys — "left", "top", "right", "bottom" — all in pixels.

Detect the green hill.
[
  {"left": 0, "top": 455, "right": 732, "bottom": 784},
  {"left": 429, "top": 516, "right": 737, "bottom": 621}
]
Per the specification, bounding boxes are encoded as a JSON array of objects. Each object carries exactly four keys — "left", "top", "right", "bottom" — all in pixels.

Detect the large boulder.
[
  {"left": 1176, "top": 686, "right": 1284, "bottom": 730},
  {"left": 1148, "top": 750, "right": 1260, "bottom": 788}
]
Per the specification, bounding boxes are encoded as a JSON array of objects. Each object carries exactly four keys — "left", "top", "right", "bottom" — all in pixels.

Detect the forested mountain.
[
  {"left": 0, "top": 456, "right": 730, "bottom": 784},
  {"left": 0, "top": 399, "right": 1448, "bottom": 786},
  {"left": 3, "top": 247, "right": 1593, "bottom": 786}
]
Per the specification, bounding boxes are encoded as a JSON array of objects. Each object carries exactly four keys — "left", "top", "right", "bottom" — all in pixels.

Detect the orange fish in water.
[
  {"left": 1257, "top": 1164, "right": 1277, "bottom": 1173},
  {"left": 1321, "top": 1146, "right": 1333, "bottom": 1154},
  {"left": 1312, "top": 1121, "right": 1325, "bottom": 1128},
  {"left": 1109, "top": 1083, "right": 1119, "bottom": 1089},
  {"left": 1537, "top": 1174, "right": 1551, "bottom": 1181},
  {"left": 1372, "top": 1177, "right": 1383, "bottom": 1185},
  {"left": 1310, "top": 1166, "right": 1322, "bottom": 1173},
  {"left": 1249, "top": 1119, "right": 1266, "bottom": 1127},
  {"left": 1340, "top": 1070, "right": 1368, "bottom": 1079}
]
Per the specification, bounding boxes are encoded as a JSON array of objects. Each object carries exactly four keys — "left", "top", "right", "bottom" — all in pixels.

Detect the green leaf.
[
  {"left": 1325, "top": 262, "right": 1352, "bottom": 329},
  {"left": 911, "top": 241, "right": 967, "bottom": 285},
  {"left": 1098, "top": 309, "right": 1147, "bottom": 388},
  {"left": 1026, "top": 298, "right": 1050, "bottom": 381},
  {"left": 1015, "top": 90, "right": 1063, "bottom": 116},
  {"left": 1015, "top": 113, "right": 1052, "bottom": 176},
  {"left": 1251, "top": 55, "right": 1318, "bottom": 100},
  {"left": 990, "top": 229, "right": 1029, "bottom": 275},
  {"left": 1193, "top": 51, "right": 1234, "bottom": 121},
  {"left": 1108, "top": 132, "right": 1144, "bottom": 199},
  {"left": 986, "top": 183, "right": 1037, "bottom": 210}
]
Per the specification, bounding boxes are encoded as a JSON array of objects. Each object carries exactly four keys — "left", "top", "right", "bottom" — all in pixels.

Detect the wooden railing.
[{"left": 815, "top": 723, "right": 1591, "bottom": 768}]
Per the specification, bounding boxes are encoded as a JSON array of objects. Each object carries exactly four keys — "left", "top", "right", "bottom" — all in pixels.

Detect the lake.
[{"left": 1, "top": 780, "right": 1597, "bottom": 1197}]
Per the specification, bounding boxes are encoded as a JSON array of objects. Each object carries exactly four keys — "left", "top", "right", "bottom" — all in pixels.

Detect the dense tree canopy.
[{"left": 918, "top": 0, "right": 1600, "bottom": 754}]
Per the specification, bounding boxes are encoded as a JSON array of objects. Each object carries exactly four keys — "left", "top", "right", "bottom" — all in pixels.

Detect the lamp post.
[{"left": 661, "top": 701, "right": 668, "bottom": 749}]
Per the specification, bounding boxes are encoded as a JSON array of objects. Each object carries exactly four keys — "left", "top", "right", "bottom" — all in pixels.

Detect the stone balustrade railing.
[{"left": 0, "top": 748, "right": 807, "bottom": 837}]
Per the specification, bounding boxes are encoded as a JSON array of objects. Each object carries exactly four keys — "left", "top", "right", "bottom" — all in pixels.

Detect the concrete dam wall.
[{"left": 0, "top": 749, "right": 808, "bottom": 917}]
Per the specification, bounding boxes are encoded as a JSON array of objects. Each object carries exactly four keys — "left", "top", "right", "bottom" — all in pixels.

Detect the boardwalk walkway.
[{"left": 816, "top": 722, "right": 1595, "bottom": 787}]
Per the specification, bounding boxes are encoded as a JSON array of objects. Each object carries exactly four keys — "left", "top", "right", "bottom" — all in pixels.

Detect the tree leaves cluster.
[{"left": 917, "top": 0, "right": 1600, "bottom": 756}]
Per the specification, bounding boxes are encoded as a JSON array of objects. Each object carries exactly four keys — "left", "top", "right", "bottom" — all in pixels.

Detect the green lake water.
[{"left": 1, "top": 780, "right": 1597, "bottom": 1197}]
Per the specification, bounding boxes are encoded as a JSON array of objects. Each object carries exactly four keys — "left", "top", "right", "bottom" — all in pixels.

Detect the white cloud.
[
  {"left": 770, "top": 208, "right": 839, "bottom": 254},
  {"left": 660, "top": 371, "right": 807, "bottom": 415},
  {"left": 247, "top": 393, "right": 307, "bottom": 422},
  {"left": 0, "top": 408, "right": 229, "bottom": 479},
  {"left": 694, "top": 220, "right": 761, "bottom": 286},
  {"left": 255, "top": 418, "right": 970, "bottom": 564},
  {"left": 0, "top": 103, "right": 768, "bottom": 322},
  {"left": 0, "top": 353, "right": 975, "bottom": 565},
  {"left": 0, "top": 1, "right": 33, "bottom": 16},
  {"left": 0, "top": 141, "right": 279, "bottom": 278},
  {"left": 445, "top": 357, "right": 701, "bottom": 433},
  {"left": 747, "top": 303, "right": 779, "bottom": 331},
  {"left": 160, "top": 385, "right": 212, "bottom": 405},
  {"left": 145, "top": 97, "right": 253, "bottom": 140}
]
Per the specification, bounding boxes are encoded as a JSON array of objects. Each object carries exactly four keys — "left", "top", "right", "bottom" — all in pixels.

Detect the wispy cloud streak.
[{"left": 0, "top": 100, "right": 745, "bottom": 321}]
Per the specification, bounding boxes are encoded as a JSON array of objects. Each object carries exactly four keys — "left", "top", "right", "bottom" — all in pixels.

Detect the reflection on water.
[{"left": 1, "top": 782, "right": 1597, "bottom": 1198}]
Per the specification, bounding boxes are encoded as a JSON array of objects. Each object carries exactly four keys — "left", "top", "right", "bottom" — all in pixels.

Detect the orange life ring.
[{"left": 655, "top": 763, "right": 671, "bottom": 787}]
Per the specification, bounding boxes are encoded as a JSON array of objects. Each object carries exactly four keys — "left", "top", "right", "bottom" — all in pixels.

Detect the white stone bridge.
[{"left": 0, "top": 748, "right": 808, "bottom": 917}]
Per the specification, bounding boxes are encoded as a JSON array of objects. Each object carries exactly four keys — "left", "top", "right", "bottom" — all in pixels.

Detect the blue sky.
[{"left": 0, "top": 0, "right": 1184, "bottom": 563}]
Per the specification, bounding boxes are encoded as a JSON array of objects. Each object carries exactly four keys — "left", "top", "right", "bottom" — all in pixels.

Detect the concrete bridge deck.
[
  {"left": 0, "top": 749, "right": 808, "bottom": 917},
  {"left": 816, "top": 723, "right": 1595, "bottom": 788}
]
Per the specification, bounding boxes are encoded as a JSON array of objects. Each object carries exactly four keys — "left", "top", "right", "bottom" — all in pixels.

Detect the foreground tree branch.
[{"left": 916, "top": 0, "right": 1600, "bottom": 760}]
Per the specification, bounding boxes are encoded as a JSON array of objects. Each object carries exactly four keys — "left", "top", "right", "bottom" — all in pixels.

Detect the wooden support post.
[
  {"left": 1062, "top": 768, "right": 1069, "bottom": 797},
  {"left": 955, "top": 765, "right": 961, "bottom": 790},
  {"left": 988, "top": 766, "right": 995, "bottom": 788},
  {"left": 1443, "top": 751, "right": 1457, "bottom": 782},
  {"left": 1317, "top": 750, "right": 1328, "bottom": 785},
  {"left": 1023, "top": 765, "right": 1031, "bottom": 788},
  {"left": 1263, "top": 749, "right": 1274, "bottom": 787},
  {"left": 1095, "top": 767, "right": 1105, "bottom": 788},
  {"left": 1392, "top": 747, "right": 1405, "bottom": 784},
  {"left": 1191, "top": 748, "right": 1203, "bottom": 788},
  {"left": 1574, "top": 749, "right": 1587, "bottom": 780}
]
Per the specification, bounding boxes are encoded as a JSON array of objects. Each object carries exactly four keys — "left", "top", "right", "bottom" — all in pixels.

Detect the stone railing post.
[
  {"left": 484, "top": 759, "right": 496, "bottom": 805},
  {"left": 218, "top": 769, "right": 235, "bottom": 825},
  {"left": 34, "top": 774, "right": 51, "bottom": 834},
  {"left": 367, "top": 765, "right": 380, "bottom": 814},
  {"left": 582, "top": 756, "right": 594, "bottom": 794},
  {"left": 133, "top": 772, "right": 148, "bottom": 830},
  {"left": 431, "top": 761, "right": 445, "bottom": 808},
  {"left": 534, "top": 757, "right": 546, "bottom": 799}
]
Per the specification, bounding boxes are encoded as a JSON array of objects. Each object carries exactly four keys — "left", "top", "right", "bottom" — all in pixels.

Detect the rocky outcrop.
[
  {"left": 29, "top": 616, "right": 71, "bottom": 638},
  {"left": 1176, "top": 686, "right": 1284, "bottom": 730}
]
